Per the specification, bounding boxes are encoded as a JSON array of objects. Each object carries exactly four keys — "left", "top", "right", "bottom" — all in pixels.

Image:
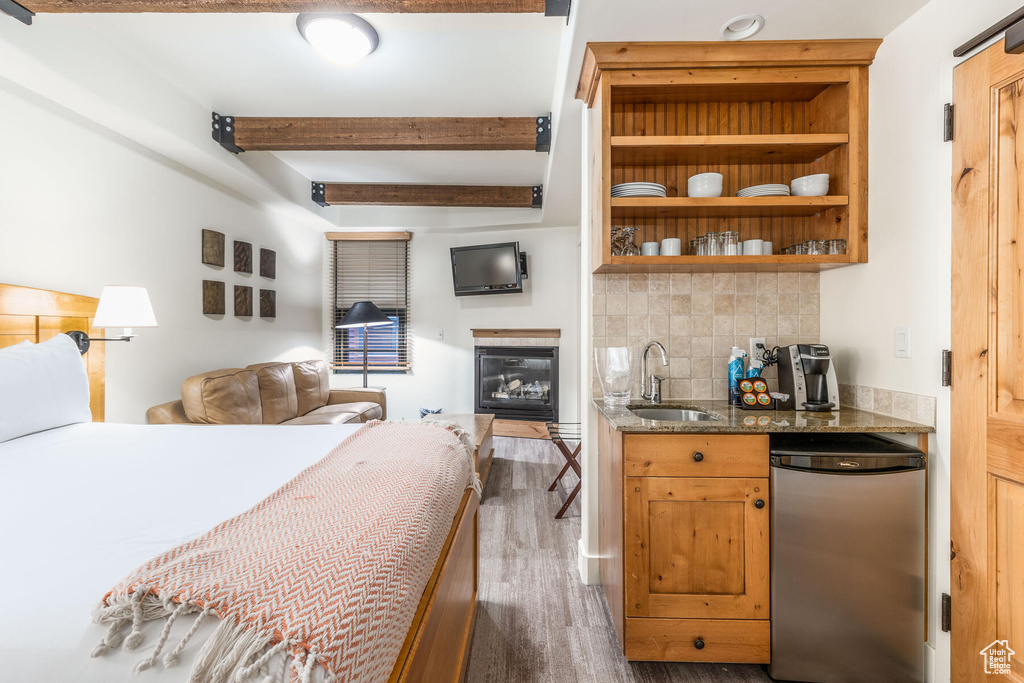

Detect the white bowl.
[
  {"left": 790, "top": 173, "right": 829, "bottom": 196},
  {"left": 687, "top": 172, "right": 723, "bottom": 198}
]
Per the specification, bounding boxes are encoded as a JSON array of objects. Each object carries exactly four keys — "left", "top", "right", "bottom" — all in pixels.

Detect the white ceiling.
[{"left": 63, "top": 0, "right": 935, "bottom": 231}]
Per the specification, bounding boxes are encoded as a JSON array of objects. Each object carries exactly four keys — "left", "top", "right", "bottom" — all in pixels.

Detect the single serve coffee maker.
[{"left": 776, "top": 344, "right": 840, "bottom": 412}]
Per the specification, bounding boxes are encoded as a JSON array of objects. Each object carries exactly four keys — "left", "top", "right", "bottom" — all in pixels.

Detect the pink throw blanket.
[{"left": 90, "top": 420, "right": 477, "bottom": 683}]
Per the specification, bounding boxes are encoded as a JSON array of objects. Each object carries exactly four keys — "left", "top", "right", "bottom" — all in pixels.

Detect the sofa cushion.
[
  {"left": 246, "top": 362, "right": 299, "bottom": 424},
  {"left": 182, "top": 369, "right": 262, "bottom": 425},
  {"left": 342, "top": 401, "right": 384, "bottom": 423},
  {"left": 281, "top": 404, "right": 361, "bottom": 425},
  {"left": 292, "top": 359, "right": 330, "bottom": 416}
]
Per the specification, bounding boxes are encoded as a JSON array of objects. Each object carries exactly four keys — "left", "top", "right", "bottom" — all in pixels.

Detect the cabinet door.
[{"left": 625, "top": 477, "right": 769, "bottom": 620}]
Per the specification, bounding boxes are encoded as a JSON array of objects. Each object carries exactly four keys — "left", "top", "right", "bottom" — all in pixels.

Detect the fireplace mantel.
[{"left": 472, "top": 328, "right": 560, "bottom": 339}]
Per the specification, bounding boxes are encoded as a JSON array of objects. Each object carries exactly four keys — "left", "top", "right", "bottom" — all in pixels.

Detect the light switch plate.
[
  {"left": 435, "top": 329, "right": 444, "bottom": 341},
  {"left": 894, "top": 326, "right": 911, "bottom": 358}
]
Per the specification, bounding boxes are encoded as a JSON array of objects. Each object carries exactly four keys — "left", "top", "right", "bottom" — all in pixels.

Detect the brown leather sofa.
[{"left": 146, "top": 359, "right": 386, "bottom": 425}]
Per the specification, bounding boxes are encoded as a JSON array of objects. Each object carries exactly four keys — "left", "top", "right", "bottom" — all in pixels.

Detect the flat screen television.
[{"left": 451, "top": 242, "right": 522, "bottom": 296}]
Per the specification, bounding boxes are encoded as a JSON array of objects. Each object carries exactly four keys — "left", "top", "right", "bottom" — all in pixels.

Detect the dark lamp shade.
[{"left": 335, "top": 301, "right": 392, "bottom": 328}]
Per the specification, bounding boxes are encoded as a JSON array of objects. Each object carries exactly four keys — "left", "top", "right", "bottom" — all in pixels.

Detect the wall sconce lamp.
[{"left": 67, "top": 285, "right": 158, "bottom": 355}]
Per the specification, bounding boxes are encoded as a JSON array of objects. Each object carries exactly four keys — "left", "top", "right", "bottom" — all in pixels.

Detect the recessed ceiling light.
[
  {"left": 720, "top": 14, "right": 765, "bottom": 41},
  {"left": 297, "top": 13, "right": 379, "bottom": 67}
]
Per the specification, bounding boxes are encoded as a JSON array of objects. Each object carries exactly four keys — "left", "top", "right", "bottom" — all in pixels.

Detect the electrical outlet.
[
  {"left": 894, "top": 326, "right": 911, "bottom": 358},
  {"left": 749, "top": 337, "right": 767, "bottom": 363},
  {"left": 435, "top": 329, "right": 444, "bottom": 341}
]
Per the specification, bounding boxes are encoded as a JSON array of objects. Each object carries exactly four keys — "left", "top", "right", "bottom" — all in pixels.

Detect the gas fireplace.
[{"left": 475, "top": 346, "right": 558, "bottom": 422}]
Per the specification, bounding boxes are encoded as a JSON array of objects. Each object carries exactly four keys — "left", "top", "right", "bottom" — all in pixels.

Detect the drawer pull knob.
[
  {"left": 694, "top": 637, "right": 705, "bottom": 650},
  {"left": 693, "top": 452, "right": 704, "bottom": 462},
  {"left": 755, "top": 499, "right": 765, "bottom": 509}
]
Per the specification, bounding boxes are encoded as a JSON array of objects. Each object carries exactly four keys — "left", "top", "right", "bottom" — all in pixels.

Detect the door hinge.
[
  {"left": 941, "top": 593, "right": 952, "bottom": 632},
  {"left": 944, "top": 104, "right": 955, "bottom": 142},
  {"left": 941, "top": 349, "right": 952, "bottom": 387}
]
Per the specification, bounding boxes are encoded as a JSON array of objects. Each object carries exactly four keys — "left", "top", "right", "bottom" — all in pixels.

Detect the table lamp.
[
  {"left": 67, "top": 285, "right": 158, "bottom": 355},
  {"left": 335, "top": 300, "right": 392, "bottom": 388}
]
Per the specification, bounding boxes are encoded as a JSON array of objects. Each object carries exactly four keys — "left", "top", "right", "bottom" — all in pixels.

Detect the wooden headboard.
[{"left": 0, "top": 283, "right": 106, "bottom": 422}]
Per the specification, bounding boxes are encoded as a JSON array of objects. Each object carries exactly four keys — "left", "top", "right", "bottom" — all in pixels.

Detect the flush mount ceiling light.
[
  {"left": 720, "top": 14, "right": 765, "bottom": 41},
  {"left": 297, "top": 13, "right": 379, "bottom": 67}
]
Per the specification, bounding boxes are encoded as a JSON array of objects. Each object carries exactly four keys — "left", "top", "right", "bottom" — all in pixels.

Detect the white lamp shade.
[{"left": 92, "top": 286, "right": 158, "bottom": 328}]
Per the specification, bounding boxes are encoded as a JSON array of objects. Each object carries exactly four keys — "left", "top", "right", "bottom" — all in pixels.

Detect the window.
[{"left": 329, "top": 235, "right": 410, "bottom": 373}]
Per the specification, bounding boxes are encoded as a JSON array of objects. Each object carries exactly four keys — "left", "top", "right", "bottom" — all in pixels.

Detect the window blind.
[{"left": 329, "top": 236, "right": 410, "bottom": 372}]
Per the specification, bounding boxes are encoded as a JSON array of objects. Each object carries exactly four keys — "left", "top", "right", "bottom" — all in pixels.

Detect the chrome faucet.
[{"left": 641, "top": 341, "right": 668, "bottom": 404}]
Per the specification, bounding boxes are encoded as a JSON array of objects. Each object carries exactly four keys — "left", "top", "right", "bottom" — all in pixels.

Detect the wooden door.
[
  {"left": 624, "top": 477, "right": 769, "bottom": 621},
  {"left": 952, "top": 38, "right": 1024, "bottom": 683}
]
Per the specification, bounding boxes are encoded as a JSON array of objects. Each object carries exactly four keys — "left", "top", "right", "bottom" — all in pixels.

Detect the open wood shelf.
[
  {"left": 611, "top": 134, "right": 849, "bottom": 166},
  {"left": 598, "top": 254, "right": 853, "bottom": 273},
  {"left": 610, "top": 196, "right": 847, "bottom": 219}
]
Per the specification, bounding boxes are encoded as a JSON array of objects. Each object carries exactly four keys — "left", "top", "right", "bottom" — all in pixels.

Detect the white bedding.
[{"left": 0, "top": 422, "right": 363, "bottom": 682}]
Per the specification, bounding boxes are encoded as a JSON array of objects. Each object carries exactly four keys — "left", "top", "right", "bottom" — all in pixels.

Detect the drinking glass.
[
  {"left": 706, "top": 232, "right": 722, "bottom": 256},
  {"left": 595, "top": 347, "right": 635, "bottom": 405},
  {"left": 794, "top": 244, "right": 808, "bottom": 255},
  {"left": 807, "top": 239, "right": 826, "bottom": 255},
  {"left": 826, "top": 239, "right": 847, "bottom": 254},
  {"left": 722, "top": 231, "right": 740, "bottom": 256}
]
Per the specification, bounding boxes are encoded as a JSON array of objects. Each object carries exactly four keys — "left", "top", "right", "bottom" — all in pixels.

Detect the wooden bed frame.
[
  {"left": 0, "top": 283, "right": 105, "bottom": 420},
  {"left": 0, "top": 282, "right": 479, "bottom": 682}
]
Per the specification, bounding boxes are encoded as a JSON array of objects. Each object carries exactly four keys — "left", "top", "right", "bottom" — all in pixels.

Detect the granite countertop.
[{"left": 593, "top": 399, "right": 935, "bottom": 434}]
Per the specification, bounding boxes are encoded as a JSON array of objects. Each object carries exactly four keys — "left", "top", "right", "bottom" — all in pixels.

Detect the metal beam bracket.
[
  {"left": 535, "top": 113, "right": 552, "bottom": 153},
  {"left": 312, "top": 182, "right": 329, "bottom": 208},
  {"left": 0, "top": 0, "right": 34, "bottom": 25},
  {"left": 212, "top": 112, "right": 243, "bottom": 154},
  {"left": 545, "top": 0, "right": 570, "bottom": 17},
  {"left": 532, "top": 185, "right": 543, "bottom": 209}
]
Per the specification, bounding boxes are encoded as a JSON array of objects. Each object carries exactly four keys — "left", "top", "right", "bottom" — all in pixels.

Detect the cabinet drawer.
[
  {"left": 624, "top": 617, "right": 770, "bottom": 663},
  {"left": 624, "top": 434, "right": 768, "bottom": 477}
]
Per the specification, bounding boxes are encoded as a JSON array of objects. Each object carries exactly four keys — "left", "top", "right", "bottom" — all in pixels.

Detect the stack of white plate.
[
  {"left": 611, "top": 182, "right": 667, "bottom": 198},
  {"left": 737, "top": 184, "right": 790, "bottom": 197}
]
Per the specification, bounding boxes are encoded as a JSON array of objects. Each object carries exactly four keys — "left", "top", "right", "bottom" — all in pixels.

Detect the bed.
[{"left": 0, "top": 284, "right": 480, "bottom": 683}]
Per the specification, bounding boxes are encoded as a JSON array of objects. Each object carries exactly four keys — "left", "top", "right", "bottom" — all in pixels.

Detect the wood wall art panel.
[
  {"left": 203, "top": 280, "right": 225, "bottom": 315},
  {"left": 234, "top": 285, "right": 253, "bottom": 317},
  {"left": 202, "top": 229, "right": 225, "bottom": 267},
  {"left": 234, "top": 240, "right": 253, "bottom": 274},
  {"left": 260, "top": 248, "right": 276, "bottom": 279},
  {"left": 260, "top": 289, "right": 276, "bottom": 318}
]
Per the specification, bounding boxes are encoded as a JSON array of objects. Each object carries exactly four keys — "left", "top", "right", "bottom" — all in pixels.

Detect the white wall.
[
  {"left": 328, "top": 226, "right": 581, "bottom": 423},
  {"left": 819, "top": 1, "right": 1021, "bottom": 679},
  {"left": 0, "top": 78, "right": 325, "bottom": 423}
]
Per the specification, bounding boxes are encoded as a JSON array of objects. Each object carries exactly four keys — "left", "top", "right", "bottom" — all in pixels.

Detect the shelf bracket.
[
  {"left": 535, "top": 114, "right": 552, "bottom": 153},
  {"left": 311, "top": 182, "right": 328, "bottom": 208},
  {"left": 212, "top": 112, "right": 243, "bottom": 154},
  {"left": 532, "top": 185, "right": 543, "bottom": 209},
  {"left": 0, "top": 0, "right": 33, "bottom": 25}
]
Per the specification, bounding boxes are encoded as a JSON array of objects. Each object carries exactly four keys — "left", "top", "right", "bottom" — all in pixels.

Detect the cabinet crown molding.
[{"left": 576, "top": 39, "right": 882, "bottom": 106}]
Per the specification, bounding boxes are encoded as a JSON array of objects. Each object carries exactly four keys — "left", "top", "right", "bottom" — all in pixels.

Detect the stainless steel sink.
[{"left": 629, "top": 407, "right": 720, "bottom": 422}]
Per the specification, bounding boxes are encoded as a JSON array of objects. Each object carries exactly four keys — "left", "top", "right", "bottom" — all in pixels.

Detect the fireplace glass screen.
[{"left": 475, "top": 346, "right": 558, "bottom": 422}]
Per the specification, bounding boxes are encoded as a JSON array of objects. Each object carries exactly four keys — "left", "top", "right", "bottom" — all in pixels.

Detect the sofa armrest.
[
  {"left": 147, "top": 400, "right": 191, "bottom": 424},
  {"left": 328, "top": 388, "right": 387, "bottom": 420}
]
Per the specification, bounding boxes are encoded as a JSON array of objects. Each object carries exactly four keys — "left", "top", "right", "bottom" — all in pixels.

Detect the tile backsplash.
[
  {"left": 592, "top": 271, "right": 821, "bottom": 401},
  {"left": 839, "top": 383, "right": 937, "bottom": 427}
]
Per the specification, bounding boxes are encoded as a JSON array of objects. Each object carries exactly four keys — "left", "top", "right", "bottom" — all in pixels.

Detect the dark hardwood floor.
[{"left": 465, "top": 436, "right": 772, "bottom": 683}]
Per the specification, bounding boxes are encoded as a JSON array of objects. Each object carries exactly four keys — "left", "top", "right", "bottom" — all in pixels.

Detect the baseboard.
[
  {"left": 577, "top": 538, "right": 601, "bottom": 585},
  {"left": 493, "top": 419, "right": 549, "bottom": 440}
]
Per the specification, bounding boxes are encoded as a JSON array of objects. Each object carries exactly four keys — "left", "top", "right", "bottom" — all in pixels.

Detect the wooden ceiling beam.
[
  {"left": 213, "top": 113, "right": 552, "bottom": 153},
  {"left": 20, "top": 0, "right": 564, "bottom": 14},
  {"left": 312, "top": 182, "right": 543, "bottom": 208}
]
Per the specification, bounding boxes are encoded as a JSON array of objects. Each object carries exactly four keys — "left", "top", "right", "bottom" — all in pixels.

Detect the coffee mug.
[
  {"left": 641, "top": 242, "right": 660, "bottom": 256},
  {"left": 762, "top": 241, "right": 773, "bottom": 255},
  {"left": 661, "top": 238, "right": 683, "bottom": 256},
  {"left": 743, "top": 239, "right": 763, "bottom": 256}
]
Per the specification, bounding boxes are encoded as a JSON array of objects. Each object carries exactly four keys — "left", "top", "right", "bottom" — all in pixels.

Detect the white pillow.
[{"left": 0, "top": 334, "right": 92, "bottom": 443}]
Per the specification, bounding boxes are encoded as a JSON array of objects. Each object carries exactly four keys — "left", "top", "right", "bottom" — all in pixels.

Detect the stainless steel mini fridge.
[{"left": 768, "top": 433, "right": 926, "bottom": 683}]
